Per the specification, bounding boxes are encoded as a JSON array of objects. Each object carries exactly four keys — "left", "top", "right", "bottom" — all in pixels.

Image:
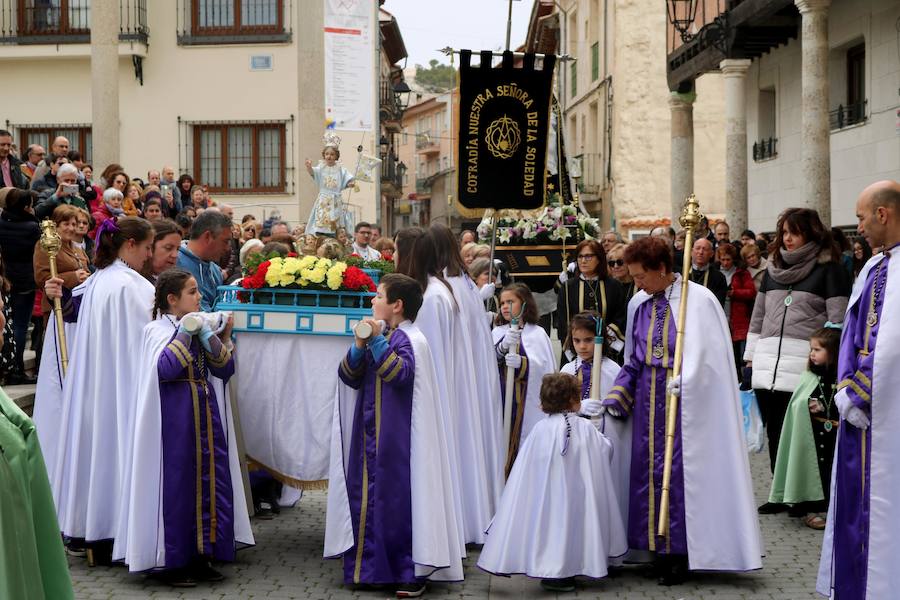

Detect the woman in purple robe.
[
  {"left": 602, "top": 236, "right": 762, "bottom": 585},
  {"left": 152, "top": 268, "right": 236, "bottom": 587}
]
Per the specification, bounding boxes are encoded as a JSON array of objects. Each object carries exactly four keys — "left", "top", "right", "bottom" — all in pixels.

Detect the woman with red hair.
[{"left": 602, "top": 236, "right": 762, "bottom": 585}]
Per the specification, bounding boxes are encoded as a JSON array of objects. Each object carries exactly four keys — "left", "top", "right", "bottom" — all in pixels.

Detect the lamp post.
[{"left": 667, "top": 0, "right": 699, "bottom": 43}]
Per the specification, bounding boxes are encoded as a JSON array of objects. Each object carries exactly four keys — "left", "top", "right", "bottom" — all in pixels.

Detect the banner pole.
[{"left": 505, "top": 0, "right": 513, "bottom": 51}]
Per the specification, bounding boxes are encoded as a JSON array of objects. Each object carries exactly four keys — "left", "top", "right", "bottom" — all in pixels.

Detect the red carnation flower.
[{"left": 342, "top": 266, "right": 376, "bottom": 292}]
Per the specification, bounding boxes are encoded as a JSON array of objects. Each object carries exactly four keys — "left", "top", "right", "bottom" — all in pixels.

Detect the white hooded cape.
[
  {"left": 625, "top": 279, "right": 763, "bottom": 571},
  {"left": 477, "top": 413, "right": 628, "bottom": 579},
  {"left": 122, "top": 317, "right": 254, "bottom": 571},
  {"left": 324, "top": 321, "right": 464, "bottom": 581},
  {"left": 817, "top": 251, "right": 900, "bottom": 598},
  {"left": 32, "top": 308, "right": 80, "bottom": 480},
  {"left": 491, "top": 322, "right": 556, "bottom": 443},
  {"left": 447, "top": 274, "right": 504, "bottom": 540},
  {"left": 50, "top": 260, "right": 155, "bottom": 545}
]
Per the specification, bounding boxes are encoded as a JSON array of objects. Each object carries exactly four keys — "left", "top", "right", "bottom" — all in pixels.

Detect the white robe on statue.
[
  {"left": 491, "top": 323, "right": 556, "bottom": 443},
  {"left": 32, "top": 308, "right": 80, "bottom": 481},
  {"left": 123, "top": 317, "right": 255, "bottom": 571},
  {"left": 625, "top": 281, "right": 763, "bottom": 571},
  {"left": 477, "top": 413, "right": 627, "bottom": 579},
  {"left": 818, "top": 252, "right": 900, "bottom": 598},
  {"left": 447, "top": 274, "right": 504, "bottom": 535},
  {"left": 49, "top": 260, "right": 154, "bottom": 546},
  {"left": 325, "top": 321, "right": 464, "bottom": 581}
]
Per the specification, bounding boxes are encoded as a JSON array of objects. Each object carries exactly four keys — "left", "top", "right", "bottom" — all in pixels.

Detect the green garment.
[
  {"left": 0, "top": 387, "right": 74, "bottom": 600},
  {"left": 768, "top": 370, "right": 825, "bottom": 504}
]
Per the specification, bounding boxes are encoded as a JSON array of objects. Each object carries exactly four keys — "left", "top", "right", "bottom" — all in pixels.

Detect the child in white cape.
[{"left": 477, "top": 373, "right": 627, "bottom": 593}]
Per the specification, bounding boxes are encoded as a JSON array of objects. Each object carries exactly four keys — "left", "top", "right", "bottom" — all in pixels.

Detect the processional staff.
[
  {"left": 39, "top": 219, "right": 69, "bottom": 376},
  {"left": 657, "top": 195, "right": 703, "bottom": 537}
]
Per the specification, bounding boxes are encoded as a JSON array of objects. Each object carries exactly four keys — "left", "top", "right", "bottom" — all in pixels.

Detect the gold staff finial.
[{"left": 39, "top": 219, "right": 69, "bottom": 375}]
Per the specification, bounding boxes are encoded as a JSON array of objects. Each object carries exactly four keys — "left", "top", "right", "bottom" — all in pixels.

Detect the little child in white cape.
[{"left": 477, "top": 373, "right": 628, "bottom": 593}]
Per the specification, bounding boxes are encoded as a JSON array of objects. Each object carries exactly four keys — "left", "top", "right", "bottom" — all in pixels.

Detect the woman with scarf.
[
  {"left": 744, "top": 208, "right": 850, "bottom": 512},
  {"left": 91, "top": 188, "right": 125, "bottom": 237}
]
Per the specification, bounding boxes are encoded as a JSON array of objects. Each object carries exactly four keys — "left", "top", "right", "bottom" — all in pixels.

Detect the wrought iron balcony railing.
[
  {"left": 0, "top": 0, "right": 148, "bottom": 45},
  {"left": 752, "top": 137, "right": 778, "bottom": 161},
  {"left": 177, "top": 0, "right": 292, "bottom": 45},
  {"left": 829, "top": 100, "right": 867, "bottom": 131}
]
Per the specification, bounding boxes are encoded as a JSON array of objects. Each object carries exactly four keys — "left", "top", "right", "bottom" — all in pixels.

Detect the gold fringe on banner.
[{"left": 247, "top": 456, "right": 329, "bottom": 491}]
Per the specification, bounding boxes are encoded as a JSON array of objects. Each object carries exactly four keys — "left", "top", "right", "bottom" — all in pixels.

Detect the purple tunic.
[
  {"left": 831, "top": 253, "right": 889, "bottom": 599},
  {"left": 575, "top": 360, "right": 592, "bottom": 400},
  {"left": 602, "top": 292, "right": 687, "bottom": 556},
  {"left": 338, "top": 329, "right": 416, "bottom": 585},
  {"left": 497, "top": 342, "right": 530, "bottom": 477},
  {"left": 157, "top": 331, "right": 235, "bottom": 569}
]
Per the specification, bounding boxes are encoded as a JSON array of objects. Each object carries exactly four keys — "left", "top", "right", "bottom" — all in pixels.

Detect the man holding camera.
[{"left": 34, "top": 163, "right": 88, "bottom": 220}]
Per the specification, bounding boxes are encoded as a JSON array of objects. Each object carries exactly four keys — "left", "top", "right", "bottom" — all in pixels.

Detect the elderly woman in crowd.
[
  {"left": 0, "top": 188, "right": 41, "bottom": 384},
  {"left": 744, "top": 208, "right": 850, "bottom": 499},
  {"left": 740, "top": 243, "right": 768, "bottom": 291},
  {"left": 372, "top": 236, "right": 395, "bottom": 261},
  {"left": 33, "top": 204, "right": 90, "bottom": 324}
]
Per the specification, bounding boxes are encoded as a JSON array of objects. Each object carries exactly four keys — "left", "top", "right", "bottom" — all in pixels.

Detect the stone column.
[
  {"left": 90, "top": 0, "right": 120, "bottom": 170},
  {"left": 669, "top": 90, "right": 696, "bottom": 225},
  {"left": 795, "top": 0, "right": 832, "bottom": 225},
  {"left": 297, "top": 1, "right": 325, "bottom": 223},
  {"left": 720, "top": 58, "right": 752, "bottom": 233}
]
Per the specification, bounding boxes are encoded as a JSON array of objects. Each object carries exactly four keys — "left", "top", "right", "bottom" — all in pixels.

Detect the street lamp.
[
  {"left": 393, "top": 80, "right": 412, "bottom": 111},
  {"left": 667, "top": 0, "right": 699, "bottom": 43},
  {"left": 397, "top": 161, "right": 407, "bottom": 188},
  {"left": 379, "top": 135, "right": 389, "bottom": 160}
]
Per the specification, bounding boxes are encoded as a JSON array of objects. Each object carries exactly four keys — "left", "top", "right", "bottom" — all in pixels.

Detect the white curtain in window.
[
  {"left": 242, "top": 0, "right": 278, "bottom": 27},
  {"left": 200, "top": 129, "right": 223, "bottom": 188},
  {"left": 227, "top": 127, "right": 252, "bottom": 189},
  {"left": 257, "top": 128, "right": 281, "bottom": 187},
  {"left": 198, "top": 0, "right": 234, "bottom": 28},
  {"left": 68, "top": 0, "right": 90, "bottom": 30},
  {"left": 83, "top": 130, "right": 92, "bottom": 163},
  {"left": 28, "top": 132, "right": 50, "bottom": 152}
]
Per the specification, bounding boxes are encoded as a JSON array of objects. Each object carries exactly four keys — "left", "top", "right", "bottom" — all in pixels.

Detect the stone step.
[{"left": 6, "top": 383, "right": 36, "bottom": 416}]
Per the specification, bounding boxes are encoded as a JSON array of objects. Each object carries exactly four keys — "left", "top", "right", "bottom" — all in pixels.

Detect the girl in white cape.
[
  {"left": 492, "top": 283, "right": 556, "bottom": 476},
  {"left": 561, "top": 310, "right": 631, "bottom": 524},
  {"left": 477, "top": 372, "right": 627, "bottom": 592},
  {"left": 42, "top": 217, "right": 155, "bottom": 565}
]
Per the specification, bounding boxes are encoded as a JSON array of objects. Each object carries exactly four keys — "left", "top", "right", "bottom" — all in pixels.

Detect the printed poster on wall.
[{"left": 324, "top": 0, "right": 375, "bottom": 131}]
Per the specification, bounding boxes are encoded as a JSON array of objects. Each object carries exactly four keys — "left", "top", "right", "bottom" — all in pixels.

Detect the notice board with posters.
[{"left": 457, "top": 50, "right": 557, "bottom": 210}]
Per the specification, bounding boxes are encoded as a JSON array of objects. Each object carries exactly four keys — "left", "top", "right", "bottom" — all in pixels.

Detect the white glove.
[
  {"left": 580, "top": 398, "right": 603, "bottom": 417},
  {"left": 558, "top": 270, "right": 569, "bottom": 284},
  {"left": 845, "top": 406, "right": 870, "bottom": 430},
  {"left": 666, "top": 375, "right": 682, "bottom": 398},
  {"left": 479, "top": 282, "right": 496, "bottom": 301},
  {"left": 499, "top": 328, "right": 521, "bottom": 353},
  {"left": 504, "top": 353, "right": 522, "bottom": 369},
  {"left": 834, "top": 388, "right": 853, "bottom": 418}
]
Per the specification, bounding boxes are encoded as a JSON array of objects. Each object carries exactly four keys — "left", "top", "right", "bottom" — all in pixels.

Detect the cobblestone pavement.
[{"left": 68, "top": 449, "right": 825, "bottom": 599}]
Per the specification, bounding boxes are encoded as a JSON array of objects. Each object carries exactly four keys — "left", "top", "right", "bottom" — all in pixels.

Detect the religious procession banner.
[{"left": 457, "top": 50, "right": 556, "bottom": 210}]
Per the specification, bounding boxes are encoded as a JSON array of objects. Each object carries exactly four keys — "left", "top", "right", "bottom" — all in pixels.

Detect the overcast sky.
[{"left": 383, "top": 0, "right": 533, "bottom": 68}]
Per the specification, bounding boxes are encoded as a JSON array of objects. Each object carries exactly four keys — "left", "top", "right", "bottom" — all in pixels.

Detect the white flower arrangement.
[{"left": 476, "top": 194, "right": 600, "bottom": 246}]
